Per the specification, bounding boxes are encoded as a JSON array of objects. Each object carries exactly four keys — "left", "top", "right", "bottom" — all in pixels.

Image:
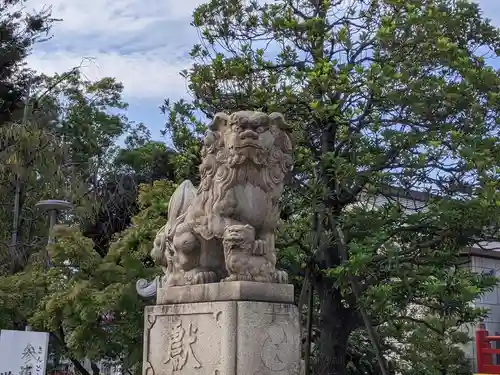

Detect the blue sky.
[{"left": 24, "top": 0, "right": 500, "bottom": 143}]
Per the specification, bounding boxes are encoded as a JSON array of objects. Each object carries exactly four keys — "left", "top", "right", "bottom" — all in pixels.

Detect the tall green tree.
[
  {"left": 162, "top": 0, "right": 500, "bottom": 373},
  {"left": 40, "top": 71, "right": 141, "bottom": 256},
  {"left": 0, "top": 70, "right": 135, "bottom": 273},
  {"left": 0, "top": 0, "right": 55, "bottom": 273},
  {"left": 83, "top": 123, "right": 183, "bottom": 256},
  {"left": 0, "top": 0, "right": 53, "bottom": 125}
]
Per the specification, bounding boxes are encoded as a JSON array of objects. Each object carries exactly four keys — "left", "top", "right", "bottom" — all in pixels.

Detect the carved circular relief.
[{"left": 260, "top": 322, "right": 296, "bottom": 371}]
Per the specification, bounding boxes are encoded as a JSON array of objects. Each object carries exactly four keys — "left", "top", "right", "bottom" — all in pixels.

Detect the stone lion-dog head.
[
  {"left": 190, "top": 111, "right": 294, "bottom": 240},
  {"left": 199, "top": 110, "right": 293, "bottom": 191}
]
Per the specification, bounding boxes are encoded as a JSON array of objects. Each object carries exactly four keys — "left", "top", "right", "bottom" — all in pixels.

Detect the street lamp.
[{"left": 35, "top": 199, "right": 73, "bottom": 267}]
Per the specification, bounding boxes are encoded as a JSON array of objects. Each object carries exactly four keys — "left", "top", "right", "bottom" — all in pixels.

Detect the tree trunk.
[
  {"left": 50, "top": 331, "right": 94, "bottom": 375},
  {"left": 90, "top": 361, "right": 101, "bottom": 375},
  {"left": 8, "top": 175, "right": 22, "bottom": 272},
  {"left": 314, "top": 281, "right": 356, "bottom": 375},
  {"left": 70, "top": 358, "right": 92, "bottom": 375}
]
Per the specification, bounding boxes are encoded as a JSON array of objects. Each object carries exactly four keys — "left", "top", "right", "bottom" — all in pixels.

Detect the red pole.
[{"left": 477, "top": 322, "right": 491, "bottom": 372}]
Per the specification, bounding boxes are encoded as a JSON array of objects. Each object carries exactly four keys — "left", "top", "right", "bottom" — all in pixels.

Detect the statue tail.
[
  {"left": 165, "top": 180, "right": 197, "bottom": 237},
  {"left": 150, "top": 180, "right": 197, "bottom": 263},
  {"left": 136, "top": 277, "right": 158, "bottom": 299}
]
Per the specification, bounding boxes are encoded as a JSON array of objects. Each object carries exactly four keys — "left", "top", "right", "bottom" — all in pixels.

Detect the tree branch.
[{"left": 50, "top": 328, "right": 92, "bottom": 375}]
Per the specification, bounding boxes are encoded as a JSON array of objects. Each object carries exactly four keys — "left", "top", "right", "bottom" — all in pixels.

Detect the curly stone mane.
[{"left": 189, "top": 112, "right": 293, "bottom": 240}]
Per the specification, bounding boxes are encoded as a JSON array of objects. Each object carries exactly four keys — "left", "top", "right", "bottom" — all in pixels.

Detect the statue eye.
[{"left": 256, "top": 126, "right": 265, "bottom": 133}]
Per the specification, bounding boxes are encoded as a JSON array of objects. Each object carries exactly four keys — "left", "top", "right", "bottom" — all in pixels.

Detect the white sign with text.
[{"left": 0, "top": 330, "right": 49, "bottom": 375}]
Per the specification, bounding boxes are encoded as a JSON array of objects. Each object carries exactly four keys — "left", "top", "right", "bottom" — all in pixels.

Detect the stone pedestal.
[{"left": 143, "top": 282, "right": 301, "bottom": 375}]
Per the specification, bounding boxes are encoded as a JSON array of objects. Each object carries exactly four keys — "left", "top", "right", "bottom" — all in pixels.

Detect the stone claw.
[
  {"left": 252, "top": 239, "right": 267, "bottom": 256},
  {"left": 223, "top": 274, "right": 253, "bottom": 282},
  {"left": 186, "top": 270, "right": 218, "bottom": 285},
  {"left": 273, "top": 270, "right": 288, "bottom": 284}
]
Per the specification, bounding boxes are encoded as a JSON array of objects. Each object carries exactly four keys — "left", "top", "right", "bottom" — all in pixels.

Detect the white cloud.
[
  {"left": 26, "top": 0, "right": 204, "bottom": 34},
  {"left": 26, "top": 51, "right": 191, "bottom": 100},
  {"left": 22, "top": 0, "right": 500, "bottom": 102},
  {"left": 24, "top": 0, "right": 206, "bottom": 100}
]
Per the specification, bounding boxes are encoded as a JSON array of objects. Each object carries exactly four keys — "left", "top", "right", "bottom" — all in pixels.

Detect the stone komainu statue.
[{"left": 150, "top": 111, "right": 293, "bottom": 287}]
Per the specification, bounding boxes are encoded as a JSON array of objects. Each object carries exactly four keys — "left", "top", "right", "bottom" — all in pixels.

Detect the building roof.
[
  {"left": 375, "top": 185, "right": 437, "bottom": 202},
  {"left": 462, "top": 247, "right": 500, "bottom": 260}
]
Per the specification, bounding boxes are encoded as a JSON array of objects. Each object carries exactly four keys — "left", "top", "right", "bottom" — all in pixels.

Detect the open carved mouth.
[
  {"left": 235, "top": 143, "right": 263, "bottom": 149},
  {"left": 224, "top": 233, "right": 245, "bottom": 241},
  {"left": 223, "top": 230, "right": 250, "bottom": 243}
]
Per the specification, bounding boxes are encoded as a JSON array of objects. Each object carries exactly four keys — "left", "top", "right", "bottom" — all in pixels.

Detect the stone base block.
[
  {"left": 156, "top": 281, "right": 295, "bottom": 305},
  {"left": 143, "top": 300, "right": 301, "bottom": 375}
]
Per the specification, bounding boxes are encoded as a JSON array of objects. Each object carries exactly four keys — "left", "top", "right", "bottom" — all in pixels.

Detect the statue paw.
[
  {"left": 223, "top": 274, "right": 239, "bottom": 282},
  {"left": 273, "top": 270, "right": 288, "bottom": 284},
  {"left": 191, "top": 270, "right": 218, "bottom": 284},
  {"left": 252, "top": 239, "right": 267, "bottom": 256},
  {"left": 254, "top": 275, "right": 273, "bottom": 283},
  {"left": 223, "top": 273, "right": 253, "bottom": 282}
]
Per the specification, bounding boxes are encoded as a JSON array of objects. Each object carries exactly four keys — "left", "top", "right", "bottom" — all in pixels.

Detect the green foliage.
[
  {"left": 27, "top": 225, "right": 148, "bottom": 368},
  {"left": 83, "top": 117, "right": 185, "bottom": 256},
  {"left": 115, "top": 141, "right": 176, "bottom": 183},
  {"left": 0, "top": 70, "right": 136, "bottom": 273},
  {"left": 0, "top": 0, "right": 57, "bottom": 273},
  {"left": 107, "top": 180, "right": 177, "bottom": 264},
  {"left": 0, "top": 0, "right": 53, "bottom": 125},
  {"left": 0, "top": 180, "right": 176, "bottom": 373},
  {"left": 160, "top": 99, "right": 206, "bottom": 182},
  {"left": 37, "top": 71, "right": 133, "bottom": 203}
]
